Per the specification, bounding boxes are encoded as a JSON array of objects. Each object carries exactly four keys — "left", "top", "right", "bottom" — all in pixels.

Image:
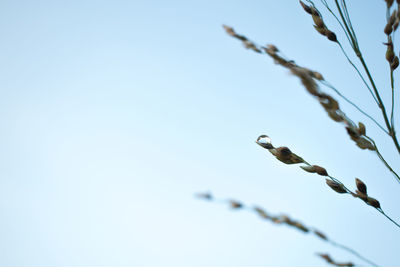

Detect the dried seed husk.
[
  {"left": 384, "top": 22, "right": 394, "bottom": 35},
  {"left": 355, "top": 178, "right": 367, "bottom": 195},
  {"left": 325, "top": 30, "right": 337, "bottom": 42},
  {"left": 301, "top": 165, "right": 328, "bottom": 176},
  {"left": 367, "top": 197, "right": 381, "bottom": 209},
  {"left": 275, "top": 147, "right": 304, "bottom": 164},
  {"left": 386, "top": 0, "right": 394, "bottom": 8},
  {"left": 328, "top": 110, "right": 345, "bottom": 122},
  {"left": 311, "top": 71, "right": 324, "bottom": 80},
  {"left": 355, "top": 137, "right": 375, "bottom": 150},
  {"left": 314, "top": 230, "right": 328, "bottom": 240},
  {"left": 299, "top": 0, "right": 313, "bottom": 14},
  {"left": 326, "top": 179, "right": 347, "bottom": 194},
  {"left": 319, "top": 94, "right": 339, "bottom": 110},
  {"left": 294, "top": 222, "right": 309, "bottom": 232},
  {"left": 254, "top": 207, "right": 270, "bottom": 219},
  {"left": 229, "top": 200, "right": 243, "bottom": 209},
  {"left": 313, "top": 25, "right": 327, "bottom": 36},
  {"left": 358, "top": 122, "right": 366, "bottom": 135},
  {"left": 386, "top": 47, "right": 395, "bottom": 63},
  {"left": 391, "top": 56, "right": 399, "bottom": 70},
  {"left": 355, "top": 190, "right": 368, "bottom": 201},
  {"left": 312, "top": 15, "right": 325, "bottom": 28}
]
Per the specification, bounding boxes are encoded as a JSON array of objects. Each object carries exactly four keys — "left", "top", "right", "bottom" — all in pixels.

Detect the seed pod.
[
  {"left": 358, "top": 122, "right": 366, "bottom": 135},
  {"left": 254, "top": 207, "right": 270, "bottom": 219},
  {"left": 319, "top": 95, "right": 339, "bottom": 110},
  {"left": 294, "top": 222, "right": 309, "bottom": 233},
  {"left": 355, "top": 178, "right": 367, "bottom": 195},
  {"left": 326, "top": 179, "right": 347, "bottom": 194},
  {"left": 299, "top": 0, "right": 313, "bottom": 14},
  {"left": 394, "top": 19, "right": 399, "bottom": 31},
  {"left": 300, "top": 165, "right": 328, "bottom": 176},
  {"left": 386, "top": 43, "right": 395, "bottom": 63},
  {"left": 391, "top": 56, "right": 399, "bottom": 70},
  {"left": 325, "top": 30, "right": 337, "bottom": 42},
  {"left": 314, "top": 230, "right": 328, "bottom": 240},
  {"left": 386, "top": 0, "right": 394, "bottom": 8},
  {"left": 384, "top": 22, "right": 394, "bottom": 35},
  {"left": 313, "top": 25, "right": 327, "bottom": 36},
  {"left": 275, "top": 147, "right": 304, "bottom": 164},
  {"left": 312, "top": 15, "right": 325, "bottom": 28},
  {"left": 229, "top": 200, "right": 243, "bottom": 209},
  {"left": 355, "top": 190, "right": 368, "bottom": 201},
  {"left": 311, "top": 71, "right": 324, "bottom": 80},
  {"left": 367, "top": 197, "right": 381, "bottom": 209}
]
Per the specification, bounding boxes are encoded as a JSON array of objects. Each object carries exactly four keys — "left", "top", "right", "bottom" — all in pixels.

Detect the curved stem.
[{"left": 320, "top": 80, "right": 388, "bottom": 134}]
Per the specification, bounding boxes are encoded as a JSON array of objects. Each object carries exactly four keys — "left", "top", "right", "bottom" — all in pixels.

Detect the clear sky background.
[{"left": 1, "top": 1, "right": 400, "bottom": 266}]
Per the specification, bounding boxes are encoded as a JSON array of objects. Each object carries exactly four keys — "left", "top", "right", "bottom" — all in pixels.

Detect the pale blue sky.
[{"left": 1, "top": 1, "right": 399, "bottom": 266}]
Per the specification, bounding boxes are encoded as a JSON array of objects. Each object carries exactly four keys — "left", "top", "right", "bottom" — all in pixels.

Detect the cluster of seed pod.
[
  {"left": 384, "top": 7, "right": 400, "bottom": 70},
  {"left": 351, "top": 178, "right": 381, "bottom": 209},
  {"left": 222, "top": 25, "right": 262, "bottom": 53},
  {"left": 196, "top": 192, "right": 376, "bottom": 267},
  {"left": 256, "top": 135, "right": 304, "bottom": 164},
  {"left": 299, "top": 1, "right": 337, "bottom": 42},
  {"left": 197, "top": 192, "right": 336, "bottom": 243},
  {"left": 256, "top": 135, "right": 385, "bottom": 212},
  {"left": 318, "top": 253, "right": 355, "bottom": 267},
  {"left": 263, "top": 45, "right": 375, "bottom": 151}
]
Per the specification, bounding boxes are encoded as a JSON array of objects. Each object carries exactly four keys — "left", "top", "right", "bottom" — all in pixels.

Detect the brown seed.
[
  {"left": 254, "top": 207, "right": 270, "bottom": 219},
  {"left": 386, "top": 0, "right": 394, "bottom": 8},
  {"left": 386, "top": 45, "right": 395, "bottom": 63},
  {"left": 326, "top": 179, "right": 347, "bottom": 194},
  {"left": 391, "top": 56, "right": 399, "bottom": 70},
  {"left": 314, "top": 230, "right": 328, "bottom": 240},
  {"left": 355, "top": 178, "right": 367, "bottom": 195},
  {"left": 294, "top": 222, "right": 309, "bottom": 232},
  {"left": 313, "top": 25, "right": 327, "bottom": 36},
  {"left": 299, "top": 0, "right": 313, "bottom": 14},
  {"left": 229, "top": 200, "right": 243, "bottom": 209},
  {"left": 367, "top": 197, "right": 381, "bottom": 209},
  {"left": 300, "top": 165, "right": 328, "bottom": 176},
  {"left": 326, "top": 30, "right": 337, "bottom": 42},
  {"left": 312, "top": 15, "right": 325, "bottom": 28},
  {"left": 358, "top": 122, "right": 366, "bottom": 135},
  {"left": 384, "top": 22, "right": 393, "bottom": 35},
  {"left": 355, "top": 190, "right": 368, "bottom": 202}
]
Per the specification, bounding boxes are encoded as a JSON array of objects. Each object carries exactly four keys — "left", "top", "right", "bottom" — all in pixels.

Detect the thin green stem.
[
  {"left": 337, "top": 42, "right": 379, "bottom": 105},
  {"left": 366, "top": 136, "right": 400, "bottom": 183},
  {"left": 320, "top": 80, "right": 388, "bottom": 134},
  {"left": 328, "top": 240, "right": 379, "bottom": 267}
]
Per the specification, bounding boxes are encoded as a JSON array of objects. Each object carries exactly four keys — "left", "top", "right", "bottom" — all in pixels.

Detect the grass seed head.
[
  {"left": 391, "top": 56, "right": 399, "bottom": 70},
  {"left": 367, "top": 197, "right": 381, "bottom": 209},
  {"left": 326, "top": 179, "right": 347, "bottom": 194},
  {"left": 325, "top": 30, "right": 338, "bottom": 42},
  {"left": 355, "top": 178, "right": 367, "bottom": 195}
]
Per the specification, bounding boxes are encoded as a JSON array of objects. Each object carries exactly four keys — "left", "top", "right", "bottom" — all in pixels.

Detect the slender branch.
[
  {"left": 336, "top": 42, "right": 379, "bottom": 105},
  {"left": 320, "top": 80, "right": 388, "bottom": 134}
]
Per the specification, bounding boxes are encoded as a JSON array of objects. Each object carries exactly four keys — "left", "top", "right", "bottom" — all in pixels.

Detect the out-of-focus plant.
[{"left": 198, "top": 0, "right": 400, "bottom": 266}]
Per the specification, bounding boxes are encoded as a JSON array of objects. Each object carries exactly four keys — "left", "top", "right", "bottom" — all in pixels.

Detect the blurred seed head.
[
  {"left": 326, "top": 179, "right": 347, "bottom": 194},
  {"left": 355, "top": 178, "right": 367, "bottom": 195}
]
